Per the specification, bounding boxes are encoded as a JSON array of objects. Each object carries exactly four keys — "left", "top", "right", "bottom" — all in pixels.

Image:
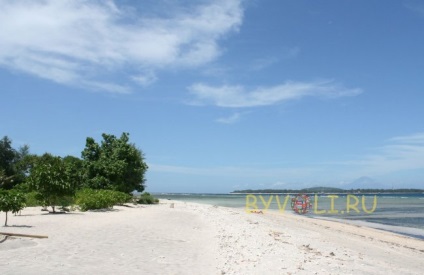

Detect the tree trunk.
[{"left": 4, "top": 211, "right": 8, "bottom": 226}]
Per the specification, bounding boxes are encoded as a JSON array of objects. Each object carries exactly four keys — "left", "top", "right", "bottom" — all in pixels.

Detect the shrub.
[
  {"left": 0, "top": 190, "right": 26, "bottom": 226},
  {"left": 24, "top": 191, "right": 43, "bottom": 207},
  {"left": 27, "top": 154, "right": 76, "bottom": 212},
  {"left": 11, "top": 184, "right": 43, "bottom": 207},
  {"left": 75, "top": 189, "right": 131, "bottom": 211},
  {"left": 137, "top": 192, "right": 159, "bottom": 204}
]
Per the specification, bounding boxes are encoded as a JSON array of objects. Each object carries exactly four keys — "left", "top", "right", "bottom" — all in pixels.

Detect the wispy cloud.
[
  {"left": 249, "top": 56, "right": 280, "bottom": 71},
  {"left": 0, "top": 0, "right": 243, "bottom": 93},
  {"left": 249, "top": 47, "right": 300, "bottom": 71},
  {"left": 149, "top": 133, "right": 424, "bottom": 189},
  {"left": 131, "top": 71, "right": 158, "bottom": 87},
  {"left": 188, "top": 80, "right": 362, "bottom": 107},
  {"left": 148, "top": 163, "right": 318, "bottom": 179},
  {"left": 389, "top": 132, "right": 424, "bottom": 144},
  {"left": 215, "top": 112, "right": 243, "bottom": 124},
  {"left": 404, "top": 0, "right": 424, "bottom": 16},
  {"left": 329, "top": 133, "right": 424, "bottom": 182}
]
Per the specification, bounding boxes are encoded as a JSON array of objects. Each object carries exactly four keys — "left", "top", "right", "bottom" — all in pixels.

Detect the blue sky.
[{"left": 1, "top": 0, "right": 424, "bottom": 192}]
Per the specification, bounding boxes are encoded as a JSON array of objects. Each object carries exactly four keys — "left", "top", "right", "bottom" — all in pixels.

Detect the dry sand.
[{"left": 1, "top": 200, "right": 423, "bottom": 274}]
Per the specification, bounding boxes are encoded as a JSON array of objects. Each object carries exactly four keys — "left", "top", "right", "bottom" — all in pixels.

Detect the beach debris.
[
  {"left": 269, "top": 231, "right": 284, "bottom": 240},
  {"left": 170, "top": 203, "right": 175, "bottom": 208},
  {"left": 0, "top": 232, "right": 48, "bottom": 239},
  {"left": 249, "top": 210, "right": 263, "bottom": 214},
  {"left": 329, "top": 252, "right": 335, "bottom": 256},
  {"left": 303, "top": 244, "right": 313, "bottom": 251},
  {"left": 0, "top": 235, "right": 8, "bottom": 243}
]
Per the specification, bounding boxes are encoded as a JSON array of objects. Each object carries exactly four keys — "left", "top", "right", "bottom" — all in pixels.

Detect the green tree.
[
  {"left": 27, "top": 153, "right": 75, "bottom": 212},
  {"left": 0, "top": 136, "right": 30, "bottom": 189},
  {"left": 82, "top": 133, "right": 148, "bottom": 194},
  {"left": 0, "top": 136, "right": 18, "bottom": 189},
  {"left": 0, "top": 190, "right": 26, "bottom": 226},
  {"left": 63, "top": 155, "right": 85, "bottom": 190}
]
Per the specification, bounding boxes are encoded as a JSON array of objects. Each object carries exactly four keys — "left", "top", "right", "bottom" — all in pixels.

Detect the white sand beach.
[{"left": 1, "top": 200, "right": 423, "bottom": 275}]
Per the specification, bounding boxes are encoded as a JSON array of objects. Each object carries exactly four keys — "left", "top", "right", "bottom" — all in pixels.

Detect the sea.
[{"left": 153, "top": 193, "right": 424, "bottom": 240}]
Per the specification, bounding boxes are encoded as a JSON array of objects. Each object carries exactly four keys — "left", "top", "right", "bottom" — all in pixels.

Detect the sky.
[{"left": 1, "top": 0, "right": 424, "bottom": 193}]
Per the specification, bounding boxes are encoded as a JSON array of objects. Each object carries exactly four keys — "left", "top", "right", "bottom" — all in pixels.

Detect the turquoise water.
[{"left": 154, "top": 193, "right": 424, "bottom": 239}]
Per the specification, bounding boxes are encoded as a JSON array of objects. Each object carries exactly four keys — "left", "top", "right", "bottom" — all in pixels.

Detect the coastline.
[
  {"left": 155, "top": 193, "right": 424, "bottom": 240},
  {"left": 1, "top": 201, "right": 423, "bottom": 274},
  {"left": 311, "top": 216, "right": 424, "bottom": 241}
]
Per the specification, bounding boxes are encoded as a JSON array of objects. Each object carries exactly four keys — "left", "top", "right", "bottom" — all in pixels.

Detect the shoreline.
[
  {"left": 1, "top": 201, "right": 423, "bottom": 274},
  {"left": 156, "top": 193, "right": 424, "bottom": 240},
  {"left": 310, "top": 215, "right": 424, "bottom": 241}
]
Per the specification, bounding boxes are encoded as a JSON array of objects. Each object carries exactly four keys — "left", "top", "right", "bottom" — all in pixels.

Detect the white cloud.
[
  {"left": 329, "top": 133, "right": 424, "bottom": 182},
  {"left": 149, "top": 163, "right": 318, "bottom": 179},
  {"left": 0, "top": 0, "right": 243, "bottom": 93},
  {"left": 131, "top": 71, "right": 158, "bottom": 87},
  {"left": 188, "top": 80, "right": 362, "bottom": 107},
  {"left": 250, "top": 47, "right": 300, "bottom": 71},
  {"left": 82, "top": 80, "right": 131, "bottom": 94},
  {"left": 215, "top": 112, "right": 242, "bottom": 124},
  {"left": 404, "top": 1, "right": 424, "bottom": 16},
  {"left": 250, "top": 56, "right": 280, "bottom": 71},
  {"left": 389, "top": 133, "right": 424, "bottom": 144},
  {"left": 149, "top": 133, "right": 424, "bottom": 189},
  {"left": 283, "top": 47, "right": 301, "bottom": 59}
]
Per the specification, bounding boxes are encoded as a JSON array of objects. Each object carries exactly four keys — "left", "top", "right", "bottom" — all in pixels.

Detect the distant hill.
[
  {"left": 300, "top": 186, "right": 344, "bottom": 193},
  {"left": 231, "top": 186, "right": 344, "bottom": 194},
  {"left": 231, "top": 185, "right": 424, "bottom": 194},
  {"left": 343, "top": 176, "right": 387, "bottom": 190}
]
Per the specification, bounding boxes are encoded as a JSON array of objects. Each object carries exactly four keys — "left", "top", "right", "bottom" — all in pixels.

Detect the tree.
[
  {"left": 63, "top": 156, "right": 85, "bottom": 190},
  {"left": 0, "top": 190, "right": 25, "bottom": 226},
  {"left": 0, "top": 136, "right": 30, "bottom": 189},
  {"left": 82, "top": 133, "right": 148, "bottom": 193},
  {"left": 0, "top": 136, "right": 18, "bottom": 189},
  {"left": 0, "top": 169, "right": 14, "bottom": 189},
  {"left": 27, "top": 154, "right": 75, "bottom": 212}
]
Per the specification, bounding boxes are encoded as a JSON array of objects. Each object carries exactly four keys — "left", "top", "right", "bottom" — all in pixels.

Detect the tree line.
[{"left": 0, "top": 133, "right": 153, "bottom": 225}]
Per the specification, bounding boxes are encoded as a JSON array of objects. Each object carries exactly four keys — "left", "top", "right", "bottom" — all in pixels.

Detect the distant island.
[{"left": 231, "top": 186, "right": 424, "bottom": 194}]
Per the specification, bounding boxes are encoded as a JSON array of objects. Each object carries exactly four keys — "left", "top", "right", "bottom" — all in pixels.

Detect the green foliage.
[
  {"left": 0, "top": 136, "right": 30, "bottom": 189},
  {"left": 12, "top": 183, "right": 43, "bottom": 207},
  {"left": 2, "top": 133, "right": 151, "bottom": 214},
  {"left": 81, "top": 133, "right": 148, "bottom": 193},
  {"left": 137, "top": 192, "right": 159, "bottom": 204},
  {"left": 27, "top": 153, "right": 76, "bottom": 212},
  {"left": 75, "top": 188, "right": 131, "bottom": 211},
  {"left": 63, "top": 155, "right": 85, "bottom": 190},
  {"left": 0, "top": 137, "right": 17, "bottom": 181},
  {"left": 24, "top": 191, "right": 43, "bottom": 207},
  {"left": 0, "top": 190, "right": 26, "bottom": 226}
]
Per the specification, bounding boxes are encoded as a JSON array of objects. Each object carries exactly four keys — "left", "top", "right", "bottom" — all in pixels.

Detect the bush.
[
  {"left": 75, "top": 189, "right": 131, "bottom": 211},
  {"left": 11, "top": 184, "right": 43, "bottom": 207},
  {"left": 27, "top": 154, "right": 76, "bottom": 212},
  {"left": 137, "top": 192, "right": 159, "bottom": 204},
  {"left": 0, "top": 190, "right": 26, "bottom": 226},
  {"left": 24, "top": 191, "right": 43, "bottom": 207}
]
